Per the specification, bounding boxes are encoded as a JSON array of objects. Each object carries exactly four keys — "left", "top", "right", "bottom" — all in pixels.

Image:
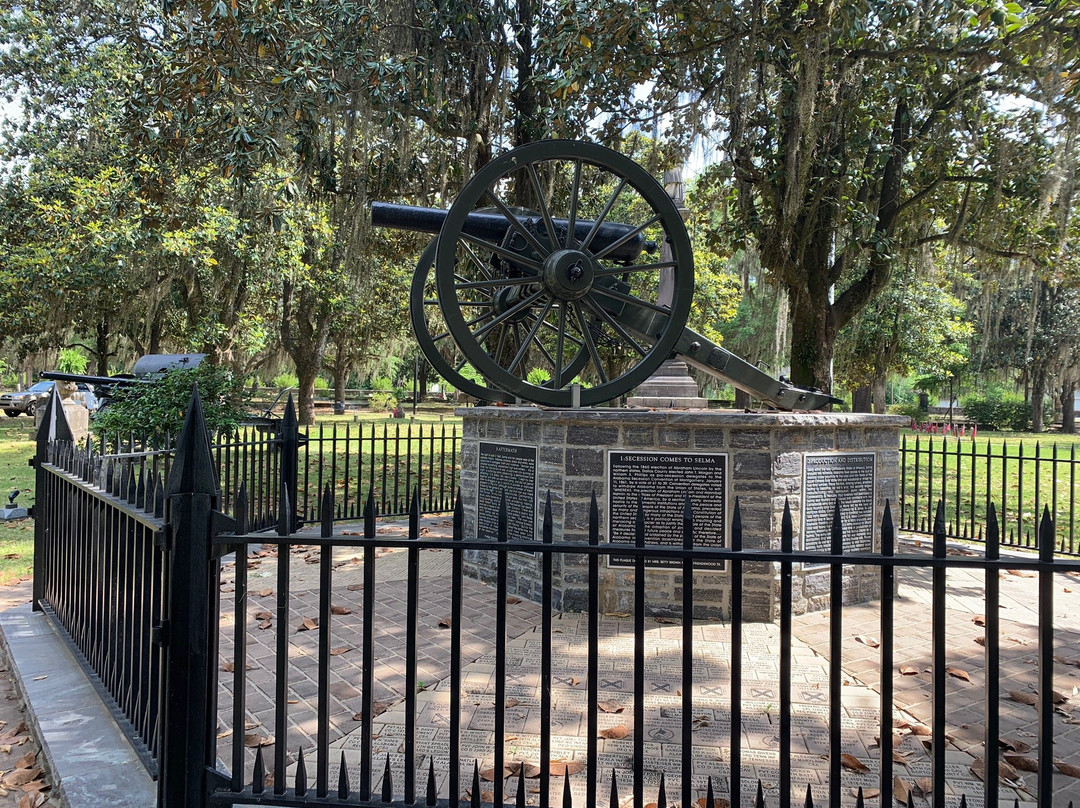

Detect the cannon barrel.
[
  {"left": 42, "top": 371, "right": 145, "bottom": 388},
  {"left": 371, "top": 201, "right": 654, "bottom": 264}
]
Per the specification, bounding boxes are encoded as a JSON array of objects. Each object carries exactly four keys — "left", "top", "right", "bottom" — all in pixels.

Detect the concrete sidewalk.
[{"left": 3, "top": 517, "right": 1080, "bottom": 807}]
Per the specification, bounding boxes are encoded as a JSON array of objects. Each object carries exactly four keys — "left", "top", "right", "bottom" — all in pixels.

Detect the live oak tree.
[{"left": 545, "top": 0, "right": 1080, "bottom": 391}]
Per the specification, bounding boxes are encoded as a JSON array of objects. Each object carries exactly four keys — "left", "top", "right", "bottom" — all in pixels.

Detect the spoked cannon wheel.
[{"left": 434, "top": 140, "right": 694, "bottom": 407}]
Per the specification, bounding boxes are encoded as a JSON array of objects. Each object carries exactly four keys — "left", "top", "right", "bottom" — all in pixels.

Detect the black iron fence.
[
  {"left": 87, "top": 404, "right": 461, "bottom": 528},
  {"left": 32, "top": 391, "right": 1080, "bottom": 807},
  {"left": 900, "top": 433, "right": 1080, "bottom": 555}
]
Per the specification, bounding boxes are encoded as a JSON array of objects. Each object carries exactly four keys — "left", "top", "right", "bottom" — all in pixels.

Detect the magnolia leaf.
[
  {"left": 598, "top": 699, "right": 625, "bottom": 714},
  {"left": 329, "top": 646, "right": 351, "bottom": 656},
  {"left": 893, "top": 777, "right": 910, "bottom": 803},
  {"left": 1008, "top": 690, "right": 1037, "bottom": 706},
  {"left": 1003, "top": 752, "right": 1038, "bottom": 772},
  {"left": 298, "top": 617, "right": 318, "bottom": 631},
  {"left": 945, "top": 666, "right": 971, "bottom": 682},
  {"left": 854, "top": 635, "right": 880, "bottom": 648},
  {"left": 548, "top": 760, "right": 585, "bottom": 776},
  {"left": 599, "top": 725, "right": 630, "bottom": 740},
  {"left": 330, "top": 605, "right": 352, "bottom": 615}
]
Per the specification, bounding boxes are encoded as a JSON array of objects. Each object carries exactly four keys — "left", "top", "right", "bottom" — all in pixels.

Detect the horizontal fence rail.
[{"left": 900, "top": 433, "right": 1080, "bottom": 555}]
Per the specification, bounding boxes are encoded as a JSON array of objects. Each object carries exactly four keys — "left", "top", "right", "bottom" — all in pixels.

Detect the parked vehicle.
[{"left": 1, "top": 380, "right": 99, "bottom": 417}]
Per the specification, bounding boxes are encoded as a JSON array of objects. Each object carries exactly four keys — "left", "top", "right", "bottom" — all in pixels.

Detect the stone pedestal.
[
  {"left": 458, "top": 407, "right": 904, "bottom": 621},
  {"left": 36, "top": 400, "right": 90, "bottom": 443},
  {"left": 625, "top": 360, "right": 708, "bottom": 409}
]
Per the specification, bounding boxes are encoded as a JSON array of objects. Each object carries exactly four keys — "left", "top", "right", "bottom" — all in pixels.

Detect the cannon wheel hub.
[{"left": 542, "top": 249, "right": 595, "bottom": 301}]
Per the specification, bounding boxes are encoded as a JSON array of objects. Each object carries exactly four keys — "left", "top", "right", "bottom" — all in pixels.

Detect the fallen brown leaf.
[
  {"left": 437, "top": 619, "right": 452, "bottom": 629},
  {"left": 694, "top": 799, "right": 730, "bottom": 808},
  {"left": 297, "top": 617, "right": 318, "bottom": 631},
  {"left": 899, "top": 666, "right": 919, "bottom": 676},
  {"left": 1055, "top": 760, "right": 1080, "bottom": 777},
  {"left": 506, "top": 597, "right": 522, "bottom": 605},
  {"left": 253, "top": 611, "right": 272, "bottom": 621},
  {"left": 258, "top": 588, "right": 273, "bottom": 597},
  {"left": 548, "top": 760, "right": 585, "bottom": 776},
  {"left": 893, "top": 776, "right": 910, "bottom": 803},
  {"left": 1008, "top": 690, "right": 1037, "bottom": 706},
  {"left": 854, "top": 635, "right": 880, "bottom": 648},
  {"left": 974, "top": 636, "right": 986, "bottom": 646},
  {"left": 973, "top": 615, "right": 986, "bottom": 626},
  {"left": 839, "top": 753, "right": 869, "bottom": 773},
  {"left": 13, "top": 752, "right": 35, "bottom": 770},
  {"left": 243, "top": 735, "right": 273, "bottom": 748},
  {"left": 329, "top": 646, "right": 351, "bottom": 656},
  {"left": 914, "top": 777, "right": 933, "bottom": 795},
  {"left": 598, "top": 699, "right": 625, "bottom": 714},
  {"left": 2, "top": 769, "right": 41, "bottom": 787},
  {"left": 504, "top": 698, "right": 520, "bottom": 709},
  {"left": 971, "top": 756, "right": 1018, "bottom": 782},
  {"left": 330, "top": 604, "right": 352, "bottom": 615},
  {"left": 945, "top": 666, "right": 972, "bottom": 682},
  {"left": 598, "top": 725, "right": 630, "bottom": 740},
  {"left": 1003, "top": 752, "right": 1038, "bottom": 772},
  {"left": 999, "top": 737, "right": 1032, "bottom": 753}
]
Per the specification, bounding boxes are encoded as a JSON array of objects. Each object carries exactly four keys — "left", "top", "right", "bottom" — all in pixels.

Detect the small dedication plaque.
[
  {"left": 608, "top": 451, "right": 727, "bottom": 569},
  {"left": 802, "top": 452, "right": 876, "bottom": 554},
  {"left": 477, "top": 442, "right": 538, "bottom": 542}
]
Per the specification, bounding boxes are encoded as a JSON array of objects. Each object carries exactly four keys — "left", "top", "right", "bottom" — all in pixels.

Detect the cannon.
[
  {"left": 375, "top": 140, "right": 839, "bottom": 410},
  {"left": 42, "top": 354, "right": 207, "bottom": 410}
]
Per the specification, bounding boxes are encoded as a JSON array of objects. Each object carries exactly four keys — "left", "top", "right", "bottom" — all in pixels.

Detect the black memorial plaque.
[
  {"left": 802, "top": 452, "right": 876, "bottom": 554},
  {"left": 477, "top": 442, "right": 537, "bottom": 542},
  {"left": 608, "top": 451, "right": 727, "bottom": 569}
]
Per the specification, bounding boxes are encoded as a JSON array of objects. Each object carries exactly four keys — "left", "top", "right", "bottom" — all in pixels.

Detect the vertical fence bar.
[
  {"left": 912, "top": 436, "right": 921, "bottom": 531},
  {"left": 1018, "top": 441, "right": 1026, "bottom": 545},
  {"left": 540, "top": 495, "right": 554, "bottom": 808},
  {"left": 779, "top": 501, "right": 793, "bottom": 808},
  {"left": 159, "top": 390, "right": 217, "bottom": 808},
  {"left": 729, "top": 500, "right": 743, "bottom": 808},
  {"left": 681, "top": 497, "right": 694, "bottom": 808},
  {"left": 828, "top": 500, "right": 842, "bottom": 808},
  {"left": 450, "top": 495, "right": 464, "bottom": 806},
  {"left": 878, "top": 502, "right": 894, "bottom": 805},
  {"left": 931, "top": 501, "right": 946, "bottom": 808},
  {"left": 983, "top": 503, "right": 1000, "bottom": 808},
  {"left": 272, "top": 480, "right": 292, "bottom": 795},
  {"left": 316, "top": 486, "right": 334, "bottom": 797},
  {"left": 900, "top": 434, "right": 908, "bottom": 529},
  {"left": 1037, "top": 506, "right": 1055, "bottom": 802},
  {"left": 633, "top": 496, "right": 645, "bottom": 808},
  {"left": 587, "top": 494, "right": 600, "bottom": 808},
  {"left": 404, "top": 491, "right": 421, "bottom": 803},
  {"left": 360, "top": 492, "right": 376, "bottom": 801},
  {"left": 230, "top": 486, "right": 250, "bottom": 793},
  {"left": 493, "top": 494, "right": 508, "bottom": 808}
]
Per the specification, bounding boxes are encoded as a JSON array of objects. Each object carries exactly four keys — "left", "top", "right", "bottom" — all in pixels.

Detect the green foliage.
[
  {"left": 961, "top": 392, "right": 1034, "bottom": 432},
  {"left": 369, "top": 376, "right": 394, "bottom": 391},
  {"left": 526, "top": 367, "right": 551, "bottom": 385},
  {"left": 272, "top": 372, "right": 299, "bottom": 389},
  {"left": 368, "top": 391, "right": 398, "bottom": 411},
  {"left": 91, "top": 364, "right": 248, "bottom": 449},
  {"left": 887, "top": 401, "right": 928, "bottom": 423},
  {"left": 56, "top": 348, "right": 89, "bottom": 375},
  {"left": 314, "top": 376, "right": 331, "bottom": 392}
]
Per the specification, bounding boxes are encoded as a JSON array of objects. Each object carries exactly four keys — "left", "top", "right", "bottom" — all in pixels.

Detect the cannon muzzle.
[{"left": 371, "top": 201, "right": 655, "bottom": 264}]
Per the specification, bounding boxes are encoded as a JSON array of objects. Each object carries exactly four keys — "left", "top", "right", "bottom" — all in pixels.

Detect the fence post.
[
  {"left": 31, "top": 387, "right": 74, "bottom": 612},
  {"left": 279, "top": 395, "right": 300, "bottom": 531},
  {"left": 159, "top": 388, "right": 219, "bottom": 808}
]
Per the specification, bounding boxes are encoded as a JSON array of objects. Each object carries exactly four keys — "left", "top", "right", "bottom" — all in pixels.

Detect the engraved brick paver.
[{"left": 214, "top": 520, "right": 1080, "bottom": 807}]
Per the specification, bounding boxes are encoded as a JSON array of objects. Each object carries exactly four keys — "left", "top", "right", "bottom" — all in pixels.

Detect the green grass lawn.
[
  {"left": 899, "top": 428, "right": 1080, "bottom": 552},
  {"left": 0, "top": 415, "right": 39, "bottom": 585}
]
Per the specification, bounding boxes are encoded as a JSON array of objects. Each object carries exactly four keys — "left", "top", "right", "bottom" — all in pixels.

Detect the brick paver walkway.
[{"left": 216, "top": 520, "right": 1080, "bottom": 808}]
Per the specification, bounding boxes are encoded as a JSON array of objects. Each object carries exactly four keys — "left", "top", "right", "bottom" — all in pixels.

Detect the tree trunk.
[
  {"left": 296, "top": 362, "right": 319, "bottom": 426},
  {"left": 1031, "top": 366, "right": 1046, "bottom": 433},
  {"left": 734, "top": 388, "right": 751, "bottom": 409},
  {"left": 1062, "top": 380, "right": 1076, "bottom": 434},
  {"left": 872, "top": 376, "right": 888, "bottom": 414},
  {"left": 787, "top": 284, "right": 835, "bottom": 391},
  {"left": 95, "top": 319, "right": 110, "bottom": 376},
  {"left": 851, "top": 385, "right": 871, "bottom": 413}
]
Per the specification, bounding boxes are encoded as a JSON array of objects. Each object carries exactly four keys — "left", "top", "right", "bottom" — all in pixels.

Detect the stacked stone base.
[{"left": 458, "top": 407, "right": 903, "bottom": 621}]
